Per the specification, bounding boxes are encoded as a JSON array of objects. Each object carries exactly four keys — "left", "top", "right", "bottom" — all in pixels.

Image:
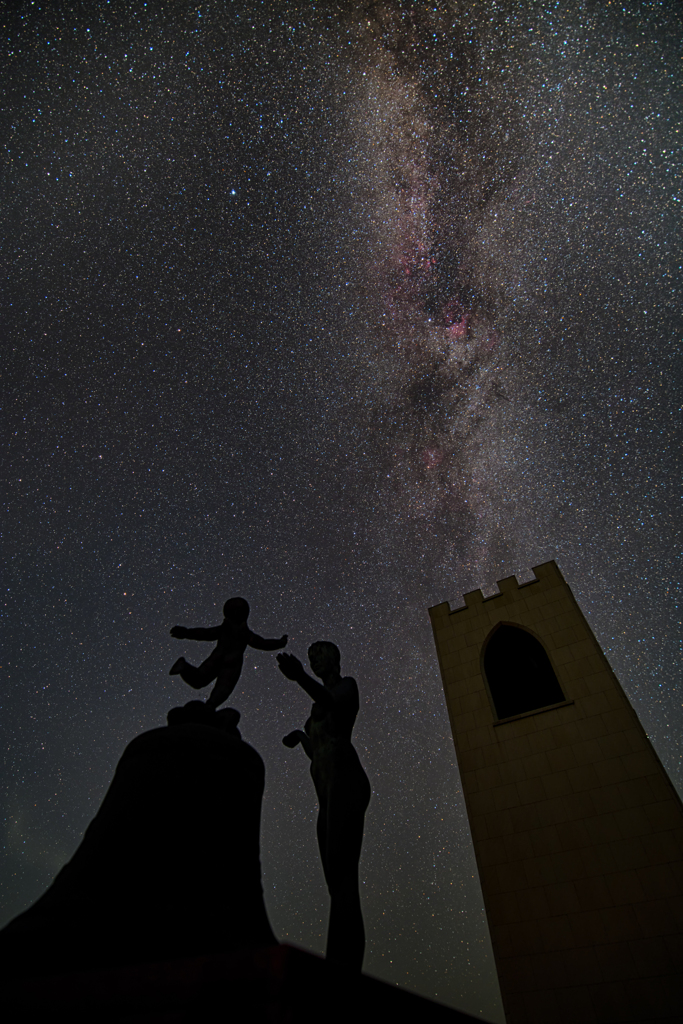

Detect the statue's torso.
[{"left": 306, "top": 678, "right": 368, "bottom": 798}]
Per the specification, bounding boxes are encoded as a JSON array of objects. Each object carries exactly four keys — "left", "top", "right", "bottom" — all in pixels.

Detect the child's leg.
[
  {"left": 205, "top": 658, "right": 243, "bottom": 710},
  {"left": 169, "top": 650, "right": 220, "bottom": 689}
]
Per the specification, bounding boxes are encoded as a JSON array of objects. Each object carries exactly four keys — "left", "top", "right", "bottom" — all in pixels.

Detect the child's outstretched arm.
[
  {"left": 170, "top": 624, "right": 222, "bottom": 641},
  {"left": 248, "top": 631, "right": 288, "bottom": 651}
]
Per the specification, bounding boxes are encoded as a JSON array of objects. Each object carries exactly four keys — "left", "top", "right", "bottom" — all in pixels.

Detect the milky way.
[{"left": 1, "top": 3, "right": 681, "bottom": 1019}]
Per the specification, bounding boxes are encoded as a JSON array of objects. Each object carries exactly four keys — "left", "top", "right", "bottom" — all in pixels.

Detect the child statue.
[{"left": 170, "top": 597, "right": 287, "bottom": 710}]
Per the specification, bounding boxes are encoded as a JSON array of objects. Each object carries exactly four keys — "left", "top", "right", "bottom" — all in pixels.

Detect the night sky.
[{"left": 1, "top": 2, "right": 681, "bottom": 1019}]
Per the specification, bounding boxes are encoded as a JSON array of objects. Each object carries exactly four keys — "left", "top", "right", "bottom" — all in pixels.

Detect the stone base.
[{"left": 7, "top": 944, "right": 486, "bottom": 1023}]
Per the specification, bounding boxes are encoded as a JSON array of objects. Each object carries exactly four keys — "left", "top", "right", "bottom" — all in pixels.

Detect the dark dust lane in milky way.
[{"left": 1, "top": 3, "right": 681, "bottom": 1020}]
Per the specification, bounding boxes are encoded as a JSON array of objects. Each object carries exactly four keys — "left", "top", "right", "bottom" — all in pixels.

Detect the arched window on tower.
[{"left": 483, "top": 624, "right": 565, "bottom": 721}]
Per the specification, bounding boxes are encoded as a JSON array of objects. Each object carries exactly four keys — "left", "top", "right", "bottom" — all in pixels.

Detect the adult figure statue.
[{"left": 277, "top": 642, "right": 371, "bottom": 973}]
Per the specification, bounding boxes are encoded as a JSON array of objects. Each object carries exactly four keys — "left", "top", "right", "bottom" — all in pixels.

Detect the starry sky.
[{"left": 1, "top": 2, "right": 681, "bottom": 1019}]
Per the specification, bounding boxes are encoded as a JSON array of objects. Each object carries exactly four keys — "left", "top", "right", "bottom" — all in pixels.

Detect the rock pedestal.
[
  {"left": 0, "top": 717, "right": 275, "bottom": 976},
  {"left": 5, "top": 944, "right": 485, "bottom": 1023}
]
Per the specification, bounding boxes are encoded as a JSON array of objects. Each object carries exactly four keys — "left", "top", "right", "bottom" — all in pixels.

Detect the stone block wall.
[{"left": 429, "top": 560, "right": 683, "bottom": 1024}]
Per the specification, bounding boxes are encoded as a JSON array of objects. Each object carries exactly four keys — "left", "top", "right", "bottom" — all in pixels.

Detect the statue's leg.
[
  {"left": 171, "top": 648, "right": 222, "bottom": 689},
  {"left": 324, "top": 773, "right": 371, "bottom": 972},
  {"left": 316, "top": 796, "right": 330, "bottom": 885},
  {"left": 205, "top": 658, "right": 243, "bottom": 710},
  {"left": 171, "top": 658, "right": 216, "bottom": 689}
]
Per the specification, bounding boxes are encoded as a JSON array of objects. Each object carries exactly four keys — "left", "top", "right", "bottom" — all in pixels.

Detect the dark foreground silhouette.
[
  {"left": 0, "top": 701, "right": 275, "bottom": 977},
  {"left": 6, "top": 944, "right": 485, "bottom": 1023},
  {"left": 170, "top": 596, "right": 288, "bottom": 709},
  {"left": 1, "top": 700, "right": 486, "bottom": 1023},
  {"left": 278, "top": 642, "right": 371, "bottom": 973}
]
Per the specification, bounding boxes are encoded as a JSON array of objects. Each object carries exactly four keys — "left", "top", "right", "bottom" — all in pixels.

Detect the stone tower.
[{"left": 429, "top": 560, "right": 683, "bottom": 1024}]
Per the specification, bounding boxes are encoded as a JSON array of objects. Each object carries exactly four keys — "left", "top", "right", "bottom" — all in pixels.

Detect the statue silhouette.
[
  {"left": 0, "top": 701, "right": 276, "bottom": 976},
  {"left": 170, "top": 596, "right": 288, "bottom": 709},
  {"left": 278, "top": 642, "right": 371, "bottom": 973}
]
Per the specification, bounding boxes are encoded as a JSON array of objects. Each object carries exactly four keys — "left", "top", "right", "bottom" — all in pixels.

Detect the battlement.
[{"left": 428, "top": 559, "right": 564, "bottom": 619}]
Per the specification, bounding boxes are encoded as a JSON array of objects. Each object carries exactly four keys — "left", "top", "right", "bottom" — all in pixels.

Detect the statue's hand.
[
  {"left": 277, "top": 652, "right": 304, "bottom": 680},
  {"left": 282, "top": 730, "right": 301, "bottom": 748},
  {"left": 170, "top": 625, "right": 187, "bottom": 639},
  {"left": 279, "top": 634, "right": 288, "bottom": 647}
]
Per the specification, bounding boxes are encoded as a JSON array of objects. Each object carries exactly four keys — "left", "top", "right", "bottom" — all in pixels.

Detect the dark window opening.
[{"left": 483, "top": 624, "right": 565, "bottom": 720}]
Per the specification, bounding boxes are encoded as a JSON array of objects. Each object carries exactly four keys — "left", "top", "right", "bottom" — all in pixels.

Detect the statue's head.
[
  {"left": 307, "top": 641, "right": 341, "bottom": 678},
  {"left": 223, "top": 597, "right": 250, "bottom": 623}
]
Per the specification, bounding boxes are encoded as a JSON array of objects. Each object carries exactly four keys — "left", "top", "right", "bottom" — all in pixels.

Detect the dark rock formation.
[
  {"left": 0, "top": 704, "right": 275, "bottom": 977},
  {"left": 6, "top": 945, "right": 486, "bottom": 1023}
]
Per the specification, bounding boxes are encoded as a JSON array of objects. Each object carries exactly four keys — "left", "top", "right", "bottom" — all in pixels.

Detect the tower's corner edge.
[
  {"left": 428, "top": 600, "right": 452, "bottom": 621},
  {"left": 531, "top": 557, "right": 562, "bottom": 580}
]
